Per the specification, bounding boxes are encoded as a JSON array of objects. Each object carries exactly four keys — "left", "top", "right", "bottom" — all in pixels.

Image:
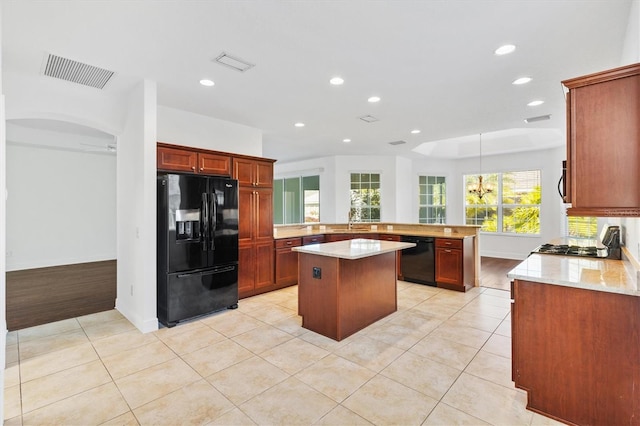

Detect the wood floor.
[{"left": 479, "top": 256, "right": 523, "bottom": 291}]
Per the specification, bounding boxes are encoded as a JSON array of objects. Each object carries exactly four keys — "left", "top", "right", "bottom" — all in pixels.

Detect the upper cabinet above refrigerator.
[{"left": 561, "top": 62, "right": 640, "bottom": 217}]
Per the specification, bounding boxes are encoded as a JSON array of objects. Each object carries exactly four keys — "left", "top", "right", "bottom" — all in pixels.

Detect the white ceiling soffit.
[
  {"left": 41, "top": 53, "right": 115, "bottom": 89},
  {"left": 412, "top": 128, "right": 564, "bottom": 159}
]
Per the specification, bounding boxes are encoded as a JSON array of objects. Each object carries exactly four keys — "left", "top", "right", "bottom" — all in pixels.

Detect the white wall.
[
  {"left": 116, "top": 80, "right": 158, "bottom": 333},
  {"left": 157, "top": 106, "right": 262, "bottom": 157},
  {"left": 5, "top": 143, "right": 116, "bottom": 270}
]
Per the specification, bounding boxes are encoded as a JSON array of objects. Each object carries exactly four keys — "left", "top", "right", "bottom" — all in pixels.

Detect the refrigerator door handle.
[
  {"left": 177, "top": 265, "right": 236, "bottom": 278},
  {"left": 201, "top": 193, "right": 209, "bottom": 251},
  {"left": 209, "top": 192, "right": 217, "bottom": 251}
]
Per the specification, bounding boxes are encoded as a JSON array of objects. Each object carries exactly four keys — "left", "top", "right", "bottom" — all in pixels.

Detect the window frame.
[
  {"left": 273, "top": 174, "right": 320, "bottom": 225},
  {"left": 418, "top": 175, "right": 446, "bottom": 224},
  {"left": 464, "top": 170, "right": 541, "bottom": 235},
  {"left": 349, "top": 172, "right": 381, "bottom": 223}
]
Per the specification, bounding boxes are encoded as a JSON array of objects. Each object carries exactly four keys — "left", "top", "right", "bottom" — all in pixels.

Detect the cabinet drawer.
[
  {"left": 379, "top": 234, "right": 401, "bottom": 242},
  {"left": 275, "top": 238, "right": 302, "bottom": 249},
  {"left": 302, "top": 235, "right": 325, "bottom": 245},
  {"left": 435, "top": 238, "right": 462, "bottom": 249}
]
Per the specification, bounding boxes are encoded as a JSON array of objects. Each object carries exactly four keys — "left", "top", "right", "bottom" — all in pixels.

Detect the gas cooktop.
[{"left": 533, "top": 243, "right": 608, "bottom": 258}]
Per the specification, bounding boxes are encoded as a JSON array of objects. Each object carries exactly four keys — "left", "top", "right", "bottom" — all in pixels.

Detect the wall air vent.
[
  {"left": 359, "top": 115, "right": 379, "bottom": 123},
  {"left": 42, "top": 53, "right": 114, "bottom": 89},
  {"left": 388, "top": 140, "right": 406, "bottom": 146},
  {"left": 524, "top": 114, "right": 552, "bottom": 123},
  {"left": 214, "top": 52, "right": 255, "bottom": 72}
]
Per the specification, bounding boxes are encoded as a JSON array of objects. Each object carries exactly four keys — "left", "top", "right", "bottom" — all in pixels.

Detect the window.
[
  {"left": 273, "top": 175, "right": 320, "bottom": 224},
  {"left": 567, "top": 216, "right": 598, "bottom": 238},
  {"left": 465, "top": 170, "right": 541, "bottom": 234},
  {"left": 350, "top": 173, "right": 380, "bottom": 222},
  {"left": 418, "top": 176, "right": 446, "bottom": 223}
]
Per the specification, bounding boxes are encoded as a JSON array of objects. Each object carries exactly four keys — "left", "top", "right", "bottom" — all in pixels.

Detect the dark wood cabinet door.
[
  {"left": 435, "top": 248, "right": 462, "bottom": 285},
  {"left": 157, "top": 146, "right": 197, "bottom": 172},
  {"left": 255, "top": 188, "right": 273, "bottom": 241},
  {"left": 255, "top": 161, "right": 273, "bottom": 187},
  {"left": 238, "top": 244, "right": 255, "bottom": 295},
  {"left": 198, "top": 153, "right": 231, "bottom": 175},
  {"left": 238, "top": 187, "right": 254, "bottom": 244},
  {"left": 232, "top": 158, "right": 255, "bottom": 186},
  {"left": 275, "top": 248, "right": 298, "bottom": 286},
  {"left": 563, "top": 63, "right": 640, "bottom": 216},
  {"left": 255, "top": 241, "right": 274, "bottom": 289}
]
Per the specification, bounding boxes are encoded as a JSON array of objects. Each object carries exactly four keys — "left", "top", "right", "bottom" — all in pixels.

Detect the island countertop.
[
  {"left": 292, "top": 238, "right": 415, "bottom": 260},
  {"left": 507, "top": 253, "right": 639, "bottom": 296}
]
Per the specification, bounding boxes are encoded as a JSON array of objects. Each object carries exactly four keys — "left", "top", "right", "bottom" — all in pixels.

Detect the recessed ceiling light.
[
  {"left": 343, "top": 138, "right": 351, "bottom": 143},
  {"left": 330, "top": 77, "right": 344, "bottom": 85},
  {"left": 368, "top": 96, "right": 381, "bottom": 103},
  {"left": 512, "top": 77, "right": 532, "bottom": 85},
  {"left": 495, "top": 44, "right": 516, "bottom": 55},
  {"left": 411, "top": 129, "right": 421, "bottom": 134},
  {"left": 527, "top": 100, "right": 544, "bottom": 106},
  {"left": 199, "top": 79, "right": 215, "bottom": 87},
  {"left": 294, "top": 122, "right": 305, "bottom": 127}
]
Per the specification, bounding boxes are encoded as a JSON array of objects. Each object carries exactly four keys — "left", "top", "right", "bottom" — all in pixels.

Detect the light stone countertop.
[
  {"left": 507, "top": 253, "right": 640, "bottom": 296},
  {"left": 292, "top": 238, "right": 416, "bottom": 260},
  {"left": 274, "top": 226, "right": 475, "bottom": 240}
]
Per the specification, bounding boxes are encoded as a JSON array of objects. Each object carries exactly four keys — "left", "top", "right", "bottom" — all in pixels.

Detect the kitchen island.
[
  {"left": 293, "top": 238, "right": 415, "bottom": 341},
  {"left": 507, "top": 254, "right": 640, "bottom": 425}
]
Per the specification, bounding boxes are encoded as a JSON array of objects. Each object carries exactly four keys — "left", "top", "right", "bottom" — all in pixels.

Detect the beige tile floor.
[{"left": 4, "top": 282, "right": 564, "bottom": 426}]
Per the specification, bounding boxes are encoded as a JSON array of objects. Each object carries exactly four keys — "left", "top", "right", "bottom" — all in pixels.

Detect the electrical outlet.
[{"left": 312, "top": 267, "right": 322, "bottom": 279}]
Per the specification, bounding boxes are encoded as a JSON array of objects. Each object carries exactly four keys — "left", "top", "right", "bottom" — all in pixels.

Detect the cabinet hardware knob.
[
  {"left": 445, "top": 249, "right": 452, "bottom": 253},
  {"left": 191, "top": 166, "right": 196, "bottom": 170}
]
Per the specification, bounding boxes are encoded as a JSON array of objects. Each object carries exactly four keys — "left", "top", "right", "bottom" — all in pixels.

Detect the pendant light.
[{"left": 468, "top": 133, "right": 493, "bottom": 199}]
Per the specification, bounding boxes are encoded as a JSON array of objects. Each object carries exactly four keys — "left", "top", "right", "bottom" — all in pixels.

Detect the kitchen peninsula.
[
  {"left": 273, "top": 223, "right": 480, "bottom": 295},
  {"left": 293, "top": 238, "right": 415, "bottom": 341}
]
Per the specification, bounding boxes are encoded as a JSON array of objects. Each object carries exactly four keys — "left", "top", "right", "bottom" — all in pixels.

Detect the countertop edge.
[
  {"left": 507, "top": 253, "right": 640, "bottom": 297},
  {"left": 292, "top": 239, "right": 415, "bottom": 260}
]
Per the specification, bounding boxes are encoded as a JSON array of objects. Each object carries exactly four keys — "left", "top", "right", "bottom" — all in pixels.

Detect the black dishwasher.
[{"left": 401, "top": 236, "right": 436, "bottom": 286}]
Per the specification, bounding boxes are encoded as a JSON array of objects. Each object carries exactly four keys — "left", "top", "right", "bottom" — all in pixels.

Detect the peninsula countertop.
[
  {"left": 274, "top": 223, "right": 479, "bottom": 240},
  {"left": 292, "top": 238, "right": 415, "bottom": 260},
  {"left": 507, "top": 253, "right": 640, "bottom": 296}
]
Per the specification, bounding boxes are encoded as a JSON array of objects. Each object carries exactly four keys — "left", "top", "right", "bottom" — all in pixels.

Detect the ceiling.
[{"left": 1, "top": 1, "right": 633, "bottom": 162}]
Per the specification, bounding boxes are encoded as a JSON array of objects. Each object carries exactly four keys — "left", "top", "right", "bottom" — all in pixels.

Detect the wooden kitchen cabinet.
[
  {"left": 435, "top": 238, "right": 474, "bottom": 292},
  {"left": 379, "top": 234, "right": 402, "bottom": 279},
  {"left": 233, "top": 157, "right": 273, "bottom": 187},
  {"left": 562, "top": 62, "right": 640, "bottom": 216},
  {"left": 274, "top": 237, "right": 302, "bottom": 287},
  {"left": 238, "top": 186, "right": 275, "bottom": 297},
  {"left": 512, "top": 279, "right": 640, "bottom": 425},
  {"left": 157, "top": 145, "right": 231, "bottom": 175}
]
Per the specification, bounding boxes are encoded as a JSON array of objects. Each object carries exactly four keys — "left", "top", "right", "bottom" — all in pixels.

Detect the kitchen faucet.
[{"left": 348, "top": 209, "right": 353, "bottom": 230}]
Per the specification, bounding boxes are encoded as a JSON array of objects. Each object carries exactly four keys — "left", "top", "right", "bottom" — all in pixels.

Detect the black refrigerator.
[{"left": 157, "top": 173, "right": 239, "bottom": 327}]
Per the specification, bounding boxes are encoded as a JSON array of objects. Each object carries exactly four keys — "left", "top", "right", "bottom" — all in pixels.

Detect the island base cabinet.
[
  {"left": 298, "top": 251, "right": 397, "bottom": 341},
  {"left": 512, "top": 280, "right": 640, "bottom": 425}
]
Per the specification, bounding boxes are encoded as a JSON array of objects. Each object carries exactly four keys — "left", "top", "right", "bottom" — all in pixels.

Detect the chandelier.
[{"left": 468, "top": 133, "right": 493, "bottom": 199}]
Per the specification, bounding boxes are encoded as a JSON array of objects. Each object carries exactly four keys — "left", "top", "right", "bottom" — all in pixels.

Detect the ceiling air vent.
[
  {"left": 388, "top": 140, "right": 406, "bottom": 146},
  {"left": 214, "top": 52, "right": 255, "bottom": 72},
  {"left": 524, "top": 114, "right": 551, "bottom": 123},
  {"left": 359, "top": 115, "right": 379, "bottom": 123},
  {"left": 42, "top": 53, "right": 114, "bottom": 89}
]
